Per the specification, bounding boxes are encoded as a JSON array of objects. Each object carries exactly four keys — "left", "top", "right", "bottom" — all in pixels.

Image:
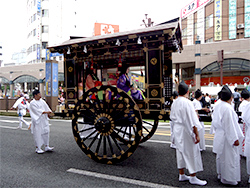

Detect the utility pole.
[{"left": 217, "top": 50, "right": 224, "bottom": 86}]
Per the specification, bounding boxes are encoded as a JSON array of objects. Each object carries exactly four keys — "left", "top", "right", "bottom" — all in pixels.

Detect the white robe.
[
  {"left": 212, "top": 101, "right": 244, "bottom": 182},
  {"left": 238, "top": 100, "right": 249, "bottom": 156},
  {"left": 29, "top": 99, "right": 52, "bottom": 149},
  {"left": 12, "top": 97, "right": 30, "bottom": 128},
  {"left": 192, "top": 99, "right": 206, "bottom": 150},
  {"left": 12, "top": 97, "right": 29, "bottom": 116},
  {"left": 242, "top": 102, "right": 250, "bottom": 175},
  {"left": 170, "top": 96, "right": 203, "bottom": 174}
]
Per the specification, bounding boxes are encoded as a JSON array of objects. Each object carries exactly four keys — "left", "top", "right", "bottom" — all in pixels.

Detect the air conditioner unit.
[{"left": 237, "top": 24, "right": 244, "bottom": 29}]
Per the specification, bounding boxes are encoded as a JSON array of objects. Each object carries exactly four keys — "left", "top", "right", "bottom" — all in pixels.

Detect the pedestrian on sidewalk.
[
  {"left": 29, "top": 90, "right": 54, "bottom": 154},
  {"left": 170, "top": 81, "right": 207, "bottom": 186},
  {"left": 212, "top": 85, "right": 244, "bottom": 185},
  {"left": 11, "top": 93, "right": 31, "bottom": 129}
]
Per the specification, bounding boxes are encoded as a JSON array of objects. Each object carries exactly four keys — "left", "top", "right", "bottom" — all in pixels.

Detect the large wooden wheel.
[
  {"left": 72, "top": 85, "right": 142, "bottom": 164},
  {"left": 141, "top": 119, "right": 159, "bottom": 143}
]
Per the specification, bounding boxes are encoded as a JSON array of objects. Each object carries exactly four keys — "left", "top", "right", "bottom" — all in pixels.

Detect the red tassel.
[
  {"left": 91, "top": 58, "right": 94, "bottom": 70},
  {"left": 118, "top": 55, "right": 122, "bottom": 67}
]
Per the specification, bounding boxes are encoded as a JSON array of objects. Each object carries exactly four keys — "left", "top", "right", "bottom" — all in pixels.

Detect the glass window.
[
  {"left": 205, "top": 38, "right": 213, "bottom": 43},
  {"left": 193, "top": 22, "right": 197, "bottom": 36},
  {"left": 205, "top": 14, "right": 213, "bottom": 30},
  {"left": 42, "top": 9, "right": 49, "bottom": 17},
  {"left": 42, "top": 25, "right": 49, "bottom": 33},
  {"left": 33, "top": 28, "right": 36, "bottom": 36},
  {"left": 182, "top": 27, "right": 187, "bottom": 39},
  {"left": 42, "top": 42, "right": 48, "bottom": 49}
]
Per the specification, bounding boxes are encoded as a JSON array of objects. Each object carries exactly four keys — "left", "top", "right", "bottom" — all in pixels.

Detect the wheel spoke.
[{"left": 88, "top": 133, "right": 100, "bottom": 149}]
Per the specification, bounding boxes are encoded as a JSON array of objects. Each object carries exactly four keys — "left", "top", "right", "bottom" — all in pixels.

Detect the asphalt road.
[{"left": 0, "top": 116, "right": 249, "bottom": 188}]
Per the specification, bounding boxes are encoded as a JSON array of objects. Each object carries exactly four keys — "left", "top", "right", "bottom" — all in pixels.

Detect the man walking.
[
  {"left": 11, "top": 93, "right": 31, "bottom": 129},
  {"left": 29, "top": 90, "right": 54, "bottom": 154}
]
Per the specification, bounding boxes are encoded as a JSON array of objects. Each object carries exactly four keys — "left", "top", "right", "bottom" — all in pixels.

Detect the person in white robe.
[
  {"left": 192, "top": 89, "right": 210, "bottom": 151},
  {"left": 29, "top": 90, "right": 54, "bottom": 154},
  {"left": 11, "top": 93, "right": 31, "bottom": 129},
  {"left": 242, "top": 101, "right": 250, "bottom": 183},
  {"left": 170, "top": 81, "right": 207, "bottom": 186},
  {"left": 169, "top": 91, "right": 178, "bottom": 149},
  {"left": 212, "top": 85, "right": 244, "bottom": 185},
  {"left": 238, "top": 89, "right": 250, "bottom": 156}
]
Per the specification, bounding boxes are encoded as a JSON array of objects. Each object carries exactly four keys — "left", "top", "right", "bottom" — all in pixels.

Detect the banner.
[
  {"left": 52, "top": 62, "right": 58, "bottom": 97},
  {"left": 214, "top": 0, "right": 222, "bottom": 40},
  {"left": 245, "top": 0, "right": 250, "bottom": 37},
  {"left": 45, "top": 62, "right": 51, "bottom": 96},
  {"left": 229, "top": 0, "right": 237, "bottom": 39}
]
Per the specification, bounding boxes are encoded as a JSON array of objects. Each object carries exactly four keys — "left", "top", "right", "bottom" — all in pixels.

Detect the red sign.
[{"left": 94, "top": 23, "right": 119, "bottom": 36}]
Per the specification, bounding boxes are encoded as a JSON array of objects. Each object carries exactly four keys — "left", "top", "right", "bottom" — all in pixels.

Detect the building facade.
[
  {"left": 173, "top": 0, "right": 250, "bottom": 91},
  {"left": 26, "top": 0, "right": 84, "bottom": 65}
]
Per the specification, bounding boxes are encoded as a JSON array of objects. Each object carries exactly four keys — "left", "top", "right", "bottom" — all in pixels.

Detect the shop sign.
[
  {"left": 214, "top": 0, "right": 222, "bottom": 40},
  {"left": 229, "top": 0, "right": 237, "bottom": 39}
]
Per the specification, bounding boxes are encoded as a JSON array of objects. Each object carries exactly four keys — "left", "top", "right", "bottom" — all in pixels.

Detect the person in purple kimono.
[
  {"left": 131, "top": 84, "right": 145, "bottom": 100},
  {"left": 117, "top": 64, "right": 132, "bottom": 95}
]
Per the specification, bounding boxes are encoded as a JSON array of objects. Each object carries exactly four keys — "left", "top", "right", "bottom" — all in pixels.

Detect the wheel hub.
[{"left": 94, "top": 113, "right": 114, "bottom": 136}]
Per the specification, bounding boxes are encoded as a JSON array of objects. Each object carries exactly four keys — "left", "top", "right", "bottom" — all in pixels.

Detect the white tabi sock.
[
  {"left": 179, "top": 174, "right": 190, "bottom": 181},
  {"left": 189, "top": 176, "right": 207, "bottom": 186},
  {"left": 248, "top": 176, "right": 250, "bottom": 183}
]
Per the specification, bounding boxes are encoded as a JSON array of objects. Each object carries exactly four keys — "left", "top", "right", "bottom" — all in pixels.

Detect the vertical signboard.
[
  {"left": 197, "top": 8, "right": 205, "bottom": 43},
  {"left": 214, "top": 0, "right": 222, "bottom": 40},
  {"left": 245, "top": 0, "right": 250, "bottom": 37},
  {"left": 46, "top": 61, "right": 58, "bottom": 97},
  {"left": 45, "top": 62, "right": 51, "bottom": 96},
  {"left": 229, "top": 0, "right": 237, "bottom": 39},
  {"left": 52, "top": 62, "right": 58, "bottom": 97}
]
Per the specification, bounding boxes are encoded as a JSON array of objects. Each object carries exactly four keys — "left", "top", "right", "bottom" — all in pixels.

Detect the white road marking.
[
  {"left": 67, "top": 168, "right": 176, "bottom": 188},
  {"left": 147, "top": 139, "right": 213, "bottom": 148}
]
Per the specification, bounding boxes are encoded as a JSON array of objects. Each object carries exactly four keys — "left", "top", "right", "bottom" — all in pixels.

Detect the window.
[
  {"left": 42, "top": 25, "right": 49, "bottom": 33},
  {"left": 194, "top": 22, "right": 197, "bottom": 36},
  {"left": 205, "top": 38, "right": 213, "bottom": 43},
  {"left": 42, "top": 9, "right": 49, "bottom": 17},
  {"left": 33, "top": 13, "right": 36, "bottom": 22},
  {"left": 42, "top": 42, "right": 48, "bottom": 49},
  {"left": 182, "top": 27, "right": 187, "bottom": 39},
  {"left": 33, "top": 44, "right": 36, "bottom": 51},
  {"left": 205, "top": 14, "right": 213, "bottom": 30},
  {"left": 33, "top": 28, "right": 36, "bottom": 36}
]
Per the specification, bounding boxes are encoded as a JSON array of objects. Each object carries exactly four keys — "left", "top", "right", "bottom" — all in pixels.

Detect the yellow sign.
[{"left": 214, "top": 0, "right": 222, "bottom": 40}]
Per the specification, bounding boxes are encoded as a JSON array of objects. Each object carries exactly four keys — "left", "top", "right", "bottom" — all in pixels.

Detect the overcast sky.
[{"left": 0, "top": 0, "right": 188, "bottom": 64}]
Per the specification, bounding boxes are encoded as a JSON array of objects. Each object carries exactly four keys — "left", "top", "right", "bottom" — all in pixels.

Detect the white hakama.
[
  {"left": 192, "top": 99, "right": 206, "bottom": 151},
  {"left": 212, "top": 101, "right": 244, "bottom": 183},
  {"left": 170, "top": 96, "right": 203, "bottom": 174},
  {"left": 29, "top": 98, "right": 52, "bottom": 149},
  {"left": 242, "top": 102, "right": 250, "bottom": 176}
]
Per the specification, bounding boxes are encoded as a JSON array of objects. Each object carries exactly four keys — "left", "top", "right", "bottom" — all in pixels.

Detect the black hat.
[
  {"left": 241, "top": 88, "right": 250, "bottom": 99},
  {"left": 178, "top": 81, "right": 189, "bottom": 95},
  {"left": 221, "top": 85, "right": 232, "bottom": 101},
  {"left": 32, "top": 90, "right": 40, "bottom": 97},
  {"left": 195, "top": 89, "right": 202, "bottom": 99},
  {"left": 119, "top": 63, "right": 129, "bottom": 75},
  {"left": 217, "top": 91, "right": 222, "bottom": 99},
  {"left": 173, "top": 91, "right": 179, "bottom": 98}
]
